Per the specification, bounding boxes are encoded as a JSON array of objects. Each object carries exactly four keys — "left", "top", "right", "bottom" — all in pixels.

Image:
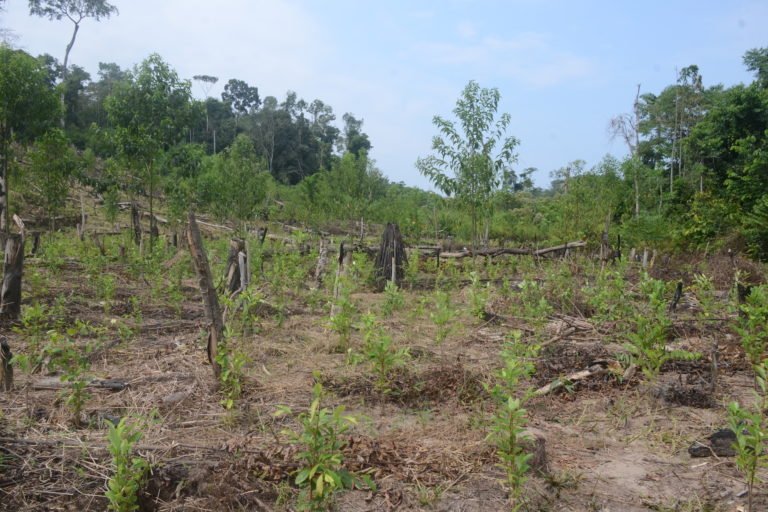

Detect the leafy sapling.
[
  {"left": 485, "top": 330, "right": 539, "bottom": 510},
  {"left": 276, "top": 382, "right": 370, "bottom": 510},
  {"left": 105, "top": 417, "right": 150, "bottom": 512},
  {"left": 728, "top": 359, "right": 768, "bottom": 512}
]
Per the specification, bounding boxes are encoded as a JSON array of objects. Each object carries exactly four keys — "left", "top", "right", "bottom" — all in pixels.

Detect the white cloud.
[
  {"left": 414, "top": 31, "right": 594, "bottom": 86},
  {"left": 457, "top": 21, "right": 476, "bottom": 40}
]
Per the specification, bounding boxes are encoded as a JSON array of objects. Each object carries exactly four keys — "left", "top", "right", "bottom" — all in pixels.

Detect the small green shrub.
[
  {"left": 624, "top": 275, "right": 699, "bottom": 380},
  {"left": 216, "top": 333, "right": 249, "bottom": 410},
  {"left": 737, "top": 285, "right": 768, "bottom": 367},
  {"left": 105, "top": 417, "right": 149, "bottom": 512},
  {"left": 728, "top": 359, "right": 768, "bottom": 512},
  {"left": 380, "top": 281, "right": 405, "bottom": 317},
  {"left": 467, "top": 270, "right": 490, "bottom": 320},
  {"left": 430, "top": 290, "right": 456, "bottom": 344},
  {"left": 44, "top": 331, "right": 92, "bottom": 426},
  {"left": 276, "top": 383, "right": 369, "bottom": 510},
  {"left": 485, "top": 331, "right": 538, "bottom": 510},
  {"left": 360, "top": 313, "right": 409, "bottom": 393}
]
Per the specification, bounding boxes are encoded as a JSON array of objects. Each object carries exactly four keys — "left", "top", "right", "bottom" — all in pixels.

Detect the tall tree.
[
  {"left": 28, "top": 0, "right": 118, "bottom": 126},
  {"left": 743, "top": 47, "right": 768, "bottom": 87},
  {"left": 193, "top": 74, "right": 218, "bottom": 135},
  {"left": 106, "top": 53, "right": 198, "bottom": 245},
  {"left": 221, "top": 78, "right": 259, "bottom": 127},
  {"left": 0, "top": 45, "right": 60, "bottom": 231},
  {"left": 342, "top": 112, "right": 371, "bottom": 157},
  {"left": 416, "top": 80, "right": 519, "bottom": 249},
  {"left": 610, "top": 84, "right": 645, "bottom": 218}
]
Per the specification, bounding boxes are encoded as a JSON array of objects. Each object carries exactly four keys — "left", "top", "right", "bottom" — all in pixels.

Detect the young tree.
[
  {"left": 27, "top": 128, "right": 77, "bottom": 228},
  {"left": 28, "top": 0, "right": 118, "bottom": 126},
  {"left": 0, "top": 45, "right": 60, "bottom": 231},
  {"left": 416, "top": 80, "right": 519, "bottom": 249},
  {"left": 106, "top": 53, "right": 198, "bottom": 245}
]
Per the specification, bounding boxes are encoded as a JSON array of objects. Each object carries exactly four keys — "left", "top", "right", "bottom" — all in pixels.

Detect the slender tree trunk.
[
  {"left": 0, "top": 125, "right": 8, "bottom": 233},
  {"left": 148, "top": 162, "right": 157, "bottom": 249},
  {"left": 60, "top": 21, "right": 80, "bottom": 128},
  {"left": 634, "top": 170, "right": 640, "bottom": 219}
]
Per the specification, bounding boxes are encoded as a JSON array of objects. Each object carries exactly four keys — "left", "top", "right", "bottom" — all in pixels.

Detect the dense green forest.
[{"left": 2, "top": 3, "right": 768, "bottom": 258}]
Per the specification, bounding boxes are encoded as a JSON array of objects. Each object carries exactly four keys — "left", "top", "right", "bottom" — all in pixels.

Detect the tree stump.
[
  {"left": 187, "top": 213, "right": 223, "bottom": 379},
  {"left": 0, "top": 234, "right": 24, "bottom": 321},
  {"left": 314, "top": 237, "right": 329, "bottom": 288},
  {"left": 374, "top": 223, "right": 407, "bottom": 291},
  {"left": 0, "top": 336, "right": 12, "bottom": 391},
  {"left": 131, "top": 202, "right": 141, "bottom": 247},
  {"left": 224, "top": 238, "right": 247, "bottom": 295}
]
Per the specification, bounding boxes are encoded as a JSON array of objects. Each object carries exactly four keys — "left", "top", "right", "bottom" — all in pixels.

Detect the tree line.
[{"left": 2, "top": 1, "right": 768, "bottom": 259}]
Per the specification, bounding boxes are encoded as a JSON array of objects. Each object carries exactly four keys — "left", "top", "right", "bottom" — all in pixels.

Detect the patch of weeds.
[
  {"left": 467, "top": 270, "right": 490, "bottom": 320},
  {"left": 404, "top": 251, "right": 421, "bottom": 290},
  {"left": 360, "top": 313, "right": 409, "bottom": 394},
  {"left": 328, "top": 279, "right": 357, "bottom": 352},
  {"left": 380, "top": 280, "right": 405, "bottom": 317},
  {"left": 585, "top": 267, "right": 633, "bottom": 325},
  {"left": 415, "top": 482, "right": 444, "bottom": 507},
  {"left": 430, "top": 290, "right": 456, "bottom": 344},
  {"left": 44, "top": 331, "right": 92, "bottom": 427},
  {"left": 624, "top": 274, "right": 699, "bottom": 380},
  {"left": 518, "top": 279, "right": 552, "bottom": 332}
]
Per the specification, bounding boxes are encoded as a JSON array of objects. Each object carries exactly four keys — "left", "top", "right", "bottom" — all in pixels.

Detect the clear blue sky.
[{"left": 2, "top": 0, "right": 766, "bottom": 188}]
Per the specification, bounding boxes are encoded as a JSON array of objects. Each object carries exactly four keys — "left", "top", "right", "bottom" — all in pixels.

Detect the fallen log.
[
  {"left": 533, "top": 241, "right": 586, "bottom": 257},
  {"left": 441, "top": 247, "right": 532, "bottom": 258},
  {"left": 436, "top": 241, "right": 587, "bottom": 259},
  {"left": 31, "top": 376, "right": 128, "bottom": 391}
]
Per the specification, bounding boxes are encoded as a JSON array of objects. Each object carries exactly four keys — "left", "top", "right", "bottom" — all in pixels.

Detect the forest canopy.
[{"left": 2, "top": 9, "right": 768, "bottom": 258}]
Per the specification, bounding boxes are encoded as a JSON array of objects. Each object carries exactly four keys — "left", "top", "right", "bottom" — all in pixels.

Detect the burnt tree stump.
[
  {"left": 224, "top": 238, "right": 247, "bottom": 295},
  {"left": 131, "top": 202, "right": 141, "bottom": 247},
  {"left": 0, "top": 234, "right": 24, "bottom": 321},
  {"left": 187, "top": 212, "right": 223, "bottom": 379},
  {"left": 1, "top": 336, "right": 12, "bottom": 391},
  {"left": 374, "top": 223, "right": 407, "bottom": 291}
]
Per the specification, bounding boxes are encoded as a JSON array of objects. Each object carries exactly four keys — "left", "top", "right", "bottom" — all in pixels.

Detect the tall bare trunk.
[{"left": 60, "top": 22, "right": 80, "bottom": 128}]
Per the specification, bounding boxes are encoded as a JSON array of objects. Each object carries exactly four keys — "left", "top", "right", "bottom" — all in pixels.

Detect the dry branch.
[{"left": 534, "top": 360, "right": 619, "bottom": 396}]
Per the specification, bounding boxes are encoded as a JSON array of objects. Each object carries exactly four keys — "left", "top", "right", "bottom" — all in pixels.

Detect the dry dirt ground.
[{"left": 1, "top": 231, "right": 766, "bottom": 512}]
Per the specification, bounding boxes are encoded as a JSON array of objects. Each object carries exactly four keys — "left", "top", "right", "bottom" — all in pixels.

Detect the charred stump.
[
  {"left": 374, "top": 223, "right": 407, "bottom": 291},
  {"left": 256, "top": 227, "right": 268, "bottom": 246},
  {"left": 187, "top": 212, "right": 223, "bottom": 379},
  {"left": 1, "top": 336, "right": 12, "bottom": 391},
  {"left": 314, "top": 237, "right": 329, "bottom": 289},
  {"left": 131, "top": 202, "right": 141, "bottom": 247},
  {"left": 0, "top": 234, "right": 24, "bottom": 321},
  {"left": 224, "top": 238, "right": 247, "bottom": 295}
]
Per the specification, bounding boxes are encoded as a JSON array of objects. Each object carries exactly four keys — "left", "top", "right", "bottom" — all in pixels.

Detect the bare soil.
[{"left": 1, "top": 234, "right": 766, "bottom": 512}]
